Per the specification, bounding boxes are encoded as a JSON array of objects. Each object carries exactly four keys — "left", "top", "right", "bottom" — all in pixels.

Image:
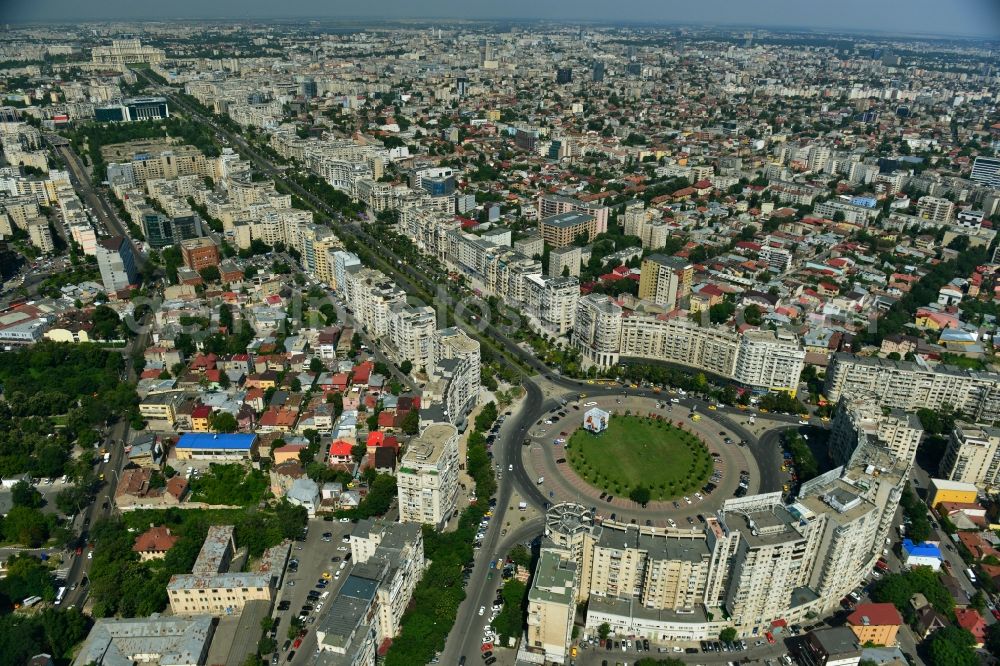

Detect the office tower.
[
  {"left": 556, "top": 67, "right": 572, "bottom": 84},
  {"left": 592, "top": 61, "right": 605, "bottom": 82},
  {"left": 95, "top": 236, "right": 138, "bottom": 293},
  {"left": 971, "top": 156, "right": 1000, "bottom": 187}
]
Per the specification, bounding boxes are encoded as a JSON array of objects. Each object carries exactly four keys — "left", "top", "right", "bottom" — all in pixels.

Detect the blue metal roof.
[
  {"left": 176, "top": 433, "right": 257, "bottom": 450},
  {"left": 902, "top": 539, "right": 942, "bottom": 559}
]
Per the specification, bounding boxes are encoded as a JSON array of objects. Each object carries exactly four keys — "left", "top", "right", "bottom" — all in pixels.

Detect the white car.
[
  {"left": 508, "top": 464, "right": 513, "bottom": 471},
  {"left": 478, "top": 606, "right": 485, "bottom": 616},
  {"left": 684, "top": 496, "right": 692, "bottom": 504},
  {"left": 798, "top": 419, "right": 810, "bottom": 425},
  {"left": 667, "top": 518, "right": 676, "bottom": 527},
  {"left": 670, "top": 398, "right": 680, "bottom": 403},
  {"left": 87, "top": 551, "right": 93, "bottom": 560},
  {"left": 584, "top": 401, "right": 598, "bottom": 407}
]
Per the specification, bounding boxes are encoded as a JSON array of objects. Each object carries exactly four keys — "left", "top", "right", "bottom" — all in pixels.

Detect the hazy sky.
[{"left": 3, "top": 0, "right": 1000, "bottom": 38}]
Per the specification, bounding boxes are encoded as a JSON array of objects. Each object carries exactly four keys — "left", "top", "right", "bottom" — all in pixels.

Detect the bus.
[{"left": 54, "top": 586, "right": 66, "bottom": 606}]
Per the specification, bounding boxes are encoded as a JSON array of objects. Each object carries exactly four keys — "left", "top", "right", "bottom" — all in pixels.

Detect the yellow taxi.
[
  {"left": 707, "top": 405, "right": 717, "bottom": 411},
  {"left": 322, "top": 572, "right": 332, "bottom": 580}
]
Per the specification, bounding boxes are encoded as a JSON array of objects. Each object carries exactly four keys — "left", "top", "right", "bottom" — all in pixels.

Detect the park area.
[{"left": 566, "top": 414, "right": 712, "bottom": 502}]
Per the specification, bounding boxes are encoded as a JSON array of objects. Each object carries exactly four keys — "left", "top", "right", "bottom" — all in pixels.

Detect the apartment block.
[
  {"left": 526, "top": 549, "right": 578, "bottom": 664},
  {"left": 397, "top": 422, "right": 460, "bottom": 529},
  {"left": 825, "top": 353, "right": 1000, "bottom": 422},
  {"left": 638, "top": 254, "right": 693, "bottom": 310},
  {"left": 828, "top": 396, "right": 923, "bottom": 467},
  {"left": 917, "top": 195, "right": 956, "bottom": 224},
  {"left": 537, "top": 193, "right": 609, "bottom": 235},
  {"left": 732, "top": 329, "right": 806, "bottom": 395},
  {"left": 524, "top": 274, "right": 580, "bottom": 335},
  {"left": 167, "top": 525, "right": 275, "bottom": 615},
  {"left": 539, "top": 211, "right": 597, "bottom": 248},
  {"left": 26, "top": 218, "right": 54, "bottom": 253},
  {"left": 549, "top": 244, "right": 582, "bottom": 278},
  {"left": 386, "top": 303, "right": 437, "bottom": 372},
  {"left": 940, "top": 422, "right": 1000, "bottom": 489}
]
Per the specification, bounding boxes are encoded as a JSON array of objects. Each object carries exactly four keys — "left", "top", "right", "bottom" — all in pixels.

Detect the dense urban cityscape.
[{"left": 0, "top": 4, "right": 998, "bottom": 666}]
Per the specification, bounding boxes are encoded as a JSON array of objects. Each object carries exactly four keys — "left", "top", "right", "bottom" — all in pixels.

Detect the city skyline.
[{"left": 3, "top": 0, "right": 1000, "bottom": 39}]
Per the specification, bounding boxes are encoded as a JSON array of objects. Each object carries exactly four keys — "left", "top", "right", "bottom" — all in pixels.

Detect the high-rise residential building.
[
  {"left": 386, "top": 303, "right": 437, "bottom": 372},
  {"left": 638, "top": 254, "right": 692, "bottom": 310},
  {"left": 26, "top": 218, "right": 53, "bottom": 253},
  {"left": 828, "top": 396, "right": 924, "bottom": 467},
  {"left": 95, "top": 236, "right": 137, "bottom": 293},
  {"left": 539, "top": 211, "right": 597, "bottom": 248},
  {"left": 346, "top": 518, "right": 425, "bottom": 639},
  {"left": 549, "top": 245, "right": 581, "bottom": 278},
  {"left": 331, "top": 249, "right": 361, "bottom": 293},
  {"left": 917, "top": 195, "right": 956, "bottom": 223},
  {"left": 526, "top": 549, "right": 578, "bottom": 664},
  {"left": 732, "top": 329, "right": 805, "bottom": 395},
  {"left": 538, "top": 194, "right": 609, "bottom": 236},
  {"left": 971, "top": 156, "right": 1000, "bottom": 187},
  {"left": 940, "top": 422, "right": 1000, "bottom": 489},
  {"left": 542, "top": 431, "right": 907, "bottom": 640},
  {"left": 572, "top": 294, "right": 624, "bottom": 368},
  {"left": 397, "top": 423, "right": 460, "bottom": 529},
  {"left": 717, "top": 495, "right": 817, "bottom": 631},
  {"left": 524, "top": 275, "right": 579, "bottom": 335},
  {"left": 425, "top": 327, "right": 481, "bottom": 425},
  {"left": 825, "top": 353, "right": 1000, "bottom": 423}
]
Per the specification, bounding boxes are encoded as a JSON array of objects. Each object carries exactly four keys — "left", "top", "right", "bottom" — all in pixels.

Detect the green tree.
[
  {"left": 927, "top": 626, "right": 977, "bottom": 666},
  {"left": 3, "top": 506, "right": 49, "bottom": 546},
  {"left": 720, "top": 627, "right": 738, "bottom": 643},
  {"left": 629, "top": 485, "right": 651, "bottom": 507},
  {"left": 198, "top": 266, "right": 221, "bottom": 282},
  {"left": 598, "top": 622, "right": 611, "bottom": 641},
  {"left": 11, "top": 480, "right": 43, "bottom": 509},
  {"left": 210, "top": 411, "right": 239, "bottom": 433},
  {"left": 401, "top": 409, "right": 420, "bottom": 435}
]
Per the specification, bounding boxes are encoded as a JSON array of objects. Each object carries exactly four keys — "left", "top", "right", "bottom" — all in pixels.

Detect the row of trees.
[{"left": 383, "top": 403, "right": 500, "bottom": 665}]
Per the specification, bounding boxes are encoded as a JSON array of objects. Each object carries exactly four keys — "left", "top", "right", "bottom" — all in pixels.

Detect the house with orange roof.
[
  {"left": 273, "top": 443, "right": 307, "bottom": 465},
  {"left": 956, "top": 608, "right": 987, "bottom": 646},
  {"left": 133, "top": 526, "right": 179, "bottom": 562},
  {"left": 846, "top": 603, "right": 903, "bottom": 646}
]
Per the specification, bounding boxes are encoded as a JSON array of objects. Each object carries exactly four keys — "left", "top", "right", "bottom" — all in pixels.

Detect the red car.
[
  {"left": 992, "top": 609, "right": 1000, "bottom": 621},
  {"left": 765, "top": 632, "right": 776, "bottom": 645},
  {"left": 292, "top": 638, "right": 302, "bottom": 649},
  {"left": 481, "top": 643, "right": 493, "bottom": 653}
]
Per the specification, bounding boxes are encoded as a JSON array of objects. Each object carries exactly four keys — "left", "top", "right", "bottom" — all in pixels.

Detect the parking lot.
[{"left": 266, "top": 517, "right": 357, "bottom": 665}]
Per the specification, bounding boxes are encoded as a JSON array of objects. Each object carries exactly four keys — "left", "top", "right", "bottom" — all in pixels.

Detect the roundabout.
[
  {"left": 566, "top": 414, "right": 712, "bottom": 502},
  {"left": 521, "top": 390, "right": 765, "bottom": 524}
]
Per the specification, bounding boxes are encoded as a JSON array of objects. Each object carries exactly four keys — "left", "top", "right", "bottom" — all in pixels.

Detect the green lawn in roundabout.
[{"left": 566, "top": 414, "right": 712, "bottom": 502}]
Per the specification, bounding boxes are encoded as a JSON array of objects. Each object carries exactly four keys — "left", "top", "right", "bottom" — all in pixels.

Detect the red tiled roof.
[
  {"left": 133, "top": 526, "right": 179, "bottom": 554},
  {"left": 847, "top": 603, "right": 903, "bottom": 627}
]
